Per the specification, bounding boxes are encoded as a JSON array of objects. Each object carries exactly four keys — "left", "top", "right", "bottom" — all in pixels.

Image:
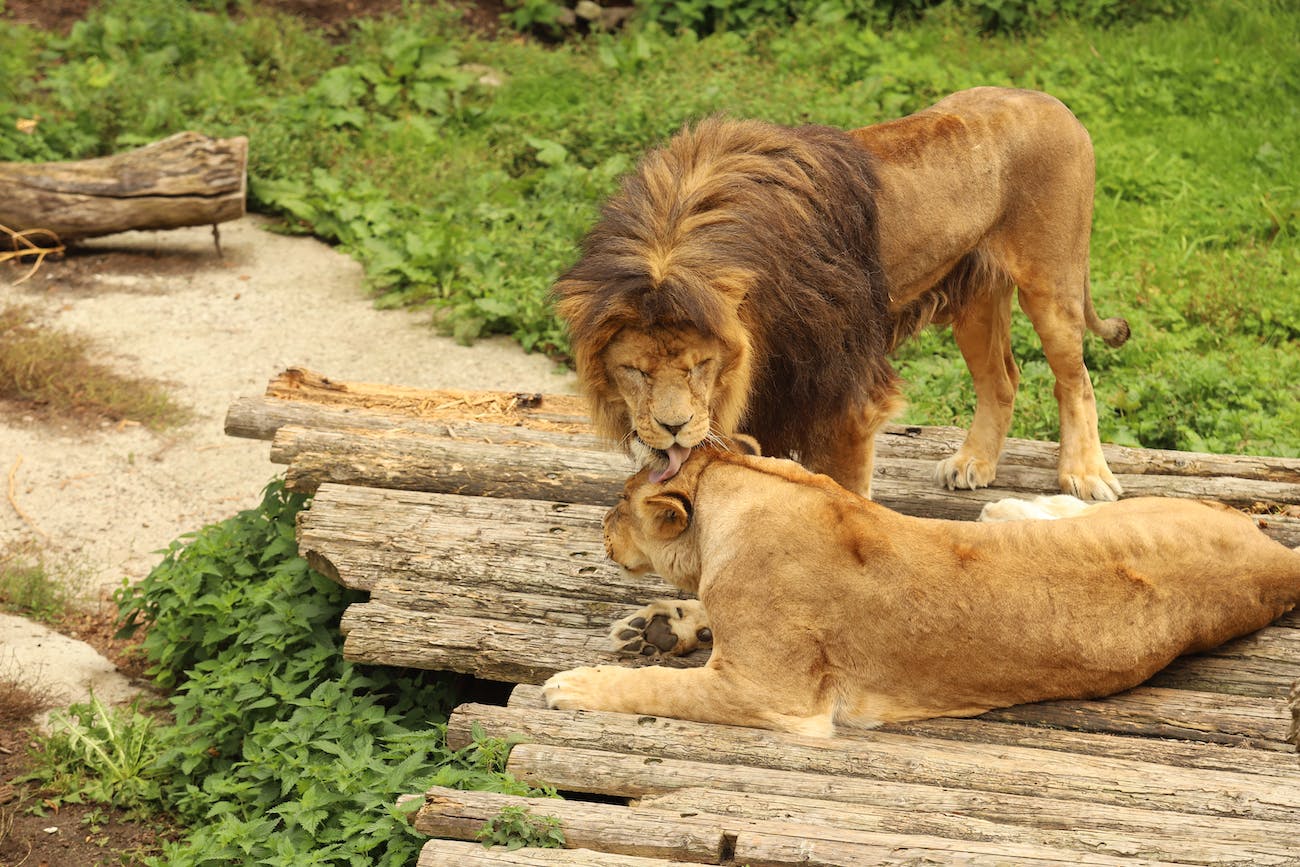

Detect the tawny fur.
[
  {"left": 552, "top": 87, "right": 1129, "bottom": 501},
  {"left": 543, "top": 449, "right": 1300, "bottom": 737}
]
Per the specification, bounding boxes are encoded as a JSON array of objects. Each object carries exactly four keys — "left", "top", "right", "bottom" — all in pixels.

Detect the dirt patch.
[{"left": 0, "top": 743, "right": 178, "bottom": 867}]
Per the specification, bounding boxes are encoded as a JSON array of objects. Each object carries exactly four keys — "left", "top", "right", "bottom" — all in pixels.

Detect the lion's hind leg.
[
  {"left": 608, "top": 598, "right": 712, "bottom": 658},
  {"left": 937, "top": 266, "right": 1018, "bottom": 492},
  {"left": 1017, "top": 285, "right": 1123, "bottom": 501},
  {"left": 542, "top": 664, "right": 834, "bottom": 737}
]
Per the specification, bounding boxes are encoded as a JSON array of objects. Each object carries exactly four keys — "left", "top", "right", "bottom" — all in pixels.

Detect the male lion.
[
  {"left": 553, "top": 86, "right": 1129, "bottom": 501},
  {"left": 542, "top": 449, "right": 1300, "bottom": 736}
]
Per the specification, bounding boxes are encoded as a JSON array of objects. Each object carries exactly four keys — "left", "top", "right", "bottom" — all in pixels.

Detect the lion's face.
[{"left": 601, "top": 326, "right": 735, "bottom": 459}]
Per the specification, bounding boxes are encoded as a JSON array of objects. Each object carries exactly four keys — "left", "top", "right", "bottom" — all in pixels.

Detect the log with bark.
[
  {"left": 0, "top": 131, "right": 247, "bottom": 243},
  {"left": 228, "top": 368, "right": 1300, "bottom": 544}
]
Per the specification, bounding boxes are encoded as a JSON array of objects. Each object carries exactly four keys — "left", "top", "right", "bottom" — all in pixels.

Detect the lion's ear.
[{"left": 642, "top": 492, "right": 693, "bottom": 540}]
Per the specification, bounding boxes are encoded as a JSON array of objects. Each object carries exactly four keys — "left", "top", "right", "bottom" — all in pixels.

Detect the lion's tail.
[{"left": 1084, "top": 281, "right": 1130, "bottom": 348}]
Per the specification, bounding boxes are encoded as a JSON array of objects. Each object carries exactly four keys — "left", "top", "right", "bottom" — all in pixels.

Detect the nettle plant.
[
  {"left": 103, "top": 480, "right": 552, "bottom": 866},
  {"left": 476, "top": 804, "right": 566, "bottom": 851}
]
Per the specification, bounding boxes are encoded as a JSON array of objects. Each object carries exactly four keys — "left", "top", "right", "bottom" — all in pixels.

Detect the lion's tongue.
[{"left": 649, "top": 444, "right": 691, "bottom": 484}]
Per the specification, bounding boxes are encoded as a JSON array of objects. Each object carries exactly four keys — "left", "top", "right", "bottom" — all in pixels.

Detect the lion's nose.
[{"left": 660, "top": 420, "right": 688, "bottom": 436}]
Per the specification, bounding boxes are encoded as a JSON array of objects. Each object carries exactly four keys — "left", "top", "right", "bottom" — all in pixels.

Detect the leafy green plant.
[
  {"left": 109, "top": 479, "right": 551, "bottom": 865},
  {"left": 477, "top": 804, "right": 566, "bottom": 851},
  {"left": 22, "top": 696, "right": 165, "bottom": 814}
]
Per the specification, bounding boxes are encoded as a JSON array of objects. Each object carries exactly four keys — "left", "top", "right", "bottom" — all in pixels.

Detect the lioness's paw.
[
  {"left": 935, "top": 454, "right": 998, "bottom": 491},
  {"left": 542, "top": 666, "right": 623, "bottom": 711},
  {"left": 980, "top": 494, "right": 1098, "bottom": 523},
  {"left": 1060, "top": 470, "right": 1122, "bottom": 502},
  {"left": 609, "top": 599, "right": 712, "bottom": 658}
]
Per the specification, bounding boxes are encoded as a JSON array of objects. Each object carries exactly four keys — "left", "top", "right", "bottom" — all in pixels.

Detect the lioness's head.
[{"left": 604, "top": 451, "right": 711, "bottom": 589}]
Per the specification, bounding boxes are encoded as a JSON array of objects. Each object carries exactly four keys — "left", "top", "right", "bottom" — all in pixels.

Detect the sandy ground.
[{"left": 0, "top": 216, "right": 577, "bottom": 712}]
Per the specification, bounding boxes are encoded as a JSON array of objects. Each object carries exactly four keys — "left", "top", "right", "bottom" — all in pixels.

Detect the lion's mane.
[{"left": 553, "top": 116, "right": 899, "bottom": 464}]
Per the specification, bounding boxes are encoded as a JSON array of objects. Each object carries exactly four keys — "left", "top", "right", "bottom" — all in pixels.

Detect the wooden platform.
[{"left": 228, "top": 368, "right": 1300, "bottom": 866}]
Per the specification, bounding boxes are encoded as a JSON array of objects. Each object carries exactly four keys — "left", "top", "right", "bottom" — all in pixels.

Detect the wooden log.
[
  {"left": 638, "top": 788, "right": 1300, "bottom": 867},
  {"left": 0, "top": 132, "right": 247, "bottom": 241},
  {"left": 231, "top": 369, "right": 1300, "bottom": 485},
  {"left": 411, "top": 786, "right": 725, "bottom": 863},
  {"left": 274, "top": 424, "right": 1300, "bottom": 508},
  {"left": 224, "top": 395, "right": 604, "bottom": 449},
  {"left": 504, "top": 741, "right": 1300, "bottom": 824},
  {"left": 409, "top": 787, "right": 1192, "bottom": 867},
  {"left": 279, "top": 427, "right": 1300, "bottom": 546},
  {"left": 499, "top": 686, "right": 1298, "bottom": 777},
  {"left": 260, "top": 367, "right": 588, "bottom": 427},
  {"left": 450, "top": 704, "right": 1300, "bottom": 820},
  {"left": 418, "top": 840, "right": 697, "bottom": 866}
]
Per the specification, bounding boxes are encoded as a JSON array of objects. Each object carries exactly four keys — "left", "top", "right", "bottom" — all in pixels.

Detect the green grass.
[
  {"left": 0, "top": 0, "right": 1294, "bottom": 456},
  {"left": 0, "top": 542, "right": 72, "bottom": 622}
]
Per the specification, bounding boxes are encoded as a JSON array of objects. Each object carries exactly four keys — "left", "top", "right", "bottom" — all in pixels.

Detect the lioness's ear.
[
  {"left": 642, "top": 492, "right": 693, "bottom": 540},
  {"left": 729, "top": 433, "right": 761, "bottom": 456}
]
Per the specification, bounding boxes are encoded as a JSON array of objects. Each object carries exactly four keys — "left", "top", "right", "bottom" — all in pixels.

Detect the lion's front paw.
[
  {"left": 608, "top": 599, "right": 712, "bottom": 658},
  {"left": 542, "top": 666, "right": 623, "bottom": 712},
  {"left": 1059, "top": 468, "right": 1122, "bottom": 502},
  {"left": 935, "top": 454, "right": 998, "bottom": 491}
]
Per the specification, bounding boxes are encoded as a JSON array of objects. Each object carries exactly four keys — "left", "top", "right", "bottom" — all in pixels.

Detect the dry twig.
[
  {"left": 0, "top": 222, "right": 65, "bottom": 284},
  {"left": 6, "top": 456, "right": 48, "bottom": 542}
]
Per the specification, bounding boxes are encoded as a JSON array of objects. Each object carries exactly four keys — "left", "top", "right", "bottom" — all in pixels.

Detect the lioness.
[
  {"left": 542, "top": 449, "right": 1300, "bottom": 736},
  {"left": 553, "top": 86, "right": 1129, "bottom": 501}
]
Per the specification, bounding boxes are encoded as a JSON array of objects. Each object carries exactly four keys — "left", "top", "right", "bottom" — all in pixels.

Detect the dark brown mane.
[{"left": 552, "top": 115, "right": 898, "bottom": 465}]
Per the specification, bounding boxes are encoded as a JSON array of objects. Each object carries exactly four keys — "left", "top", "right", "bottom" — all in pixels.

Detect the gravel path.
[{"left": 0, "top": 216, "right": 576, "bottom": 710}]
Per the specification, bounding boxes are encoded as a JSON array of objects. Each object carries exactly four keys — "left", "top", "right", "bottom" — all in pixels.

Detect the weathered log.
[
  {"left": 501, "top": 685, "right": 1299, "bottom": 778},
  {"left": 418, "top": 840, "right": 696, "bottom": 866},
  {"left": 257, "top": 366, "right": 588, "bottom": 427},
  {"left": 224, "top": 395, "right": 604, "bottom": 449},
  {"left": 411, "top": 786, "right": 725, "bottom": 862},
  {"left": 0, "top": 132, "right": 247, "bottom": 242},
  {"left": 449, "top": 703, "right": 1300, "bottom": 817},
  {"left": 410, "top": 786, "right": 1197, "bottom": 867},
  {"left": 280, "top": 427, "right": 1300, "bottom": 549},
  {"left": 638, "top": 788, "right": 1300, "bottom": 867},
  {"left": 230, "top": 368, "right": 1300, "bottom": 484},
  {"left": 885, "top": 713, "right": 1300, "bottom": 778},
  {"left": 503, "top": 741, "right": 1300, "bottom": 824}
]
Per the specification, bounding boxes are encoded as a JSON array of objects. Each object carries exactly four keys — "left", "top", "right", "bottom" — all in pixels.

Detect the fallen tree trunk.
[{"left": 0, "top": 131, "right": 247, "bottom": 242}]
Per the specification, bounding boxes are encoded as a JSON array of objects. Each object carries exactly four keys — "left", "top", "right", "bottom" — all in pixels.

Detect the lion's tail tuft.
[
  {"left": 1091, "top": 314, "right": 1131, "bottom": 348},
  {"left": 1083, "top": 278, "right": 1131, "bottom": 348}
]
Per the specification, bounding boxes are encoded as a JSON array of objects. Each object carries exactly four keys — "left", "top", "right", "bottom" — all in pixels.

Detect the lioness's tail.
[{"left": 1084, "top": 280, "right": 1130, "bottom": 348}]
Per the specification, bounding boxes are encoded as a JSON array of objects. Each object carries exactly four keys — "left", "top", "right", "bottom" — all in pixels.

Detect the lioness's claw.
[{"left": 608, "top": 599, "right": 712, "bottom": 659}]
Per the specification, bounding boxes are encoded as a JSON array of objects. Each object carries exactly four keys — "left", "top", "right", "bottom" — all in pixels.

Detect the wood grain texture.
[
  {"left": 0, "top": 132, "right": 246, "bottom": 240},
  {"left": 449, "top": 703, "right": 1300, "bottom": 820}
]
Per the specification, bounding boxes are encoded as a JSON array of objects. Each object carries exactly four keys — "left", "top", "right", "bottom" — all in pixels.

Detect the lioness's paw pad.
[{"left": 609, "top": 599, "right": 712, "bottom": 659}]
